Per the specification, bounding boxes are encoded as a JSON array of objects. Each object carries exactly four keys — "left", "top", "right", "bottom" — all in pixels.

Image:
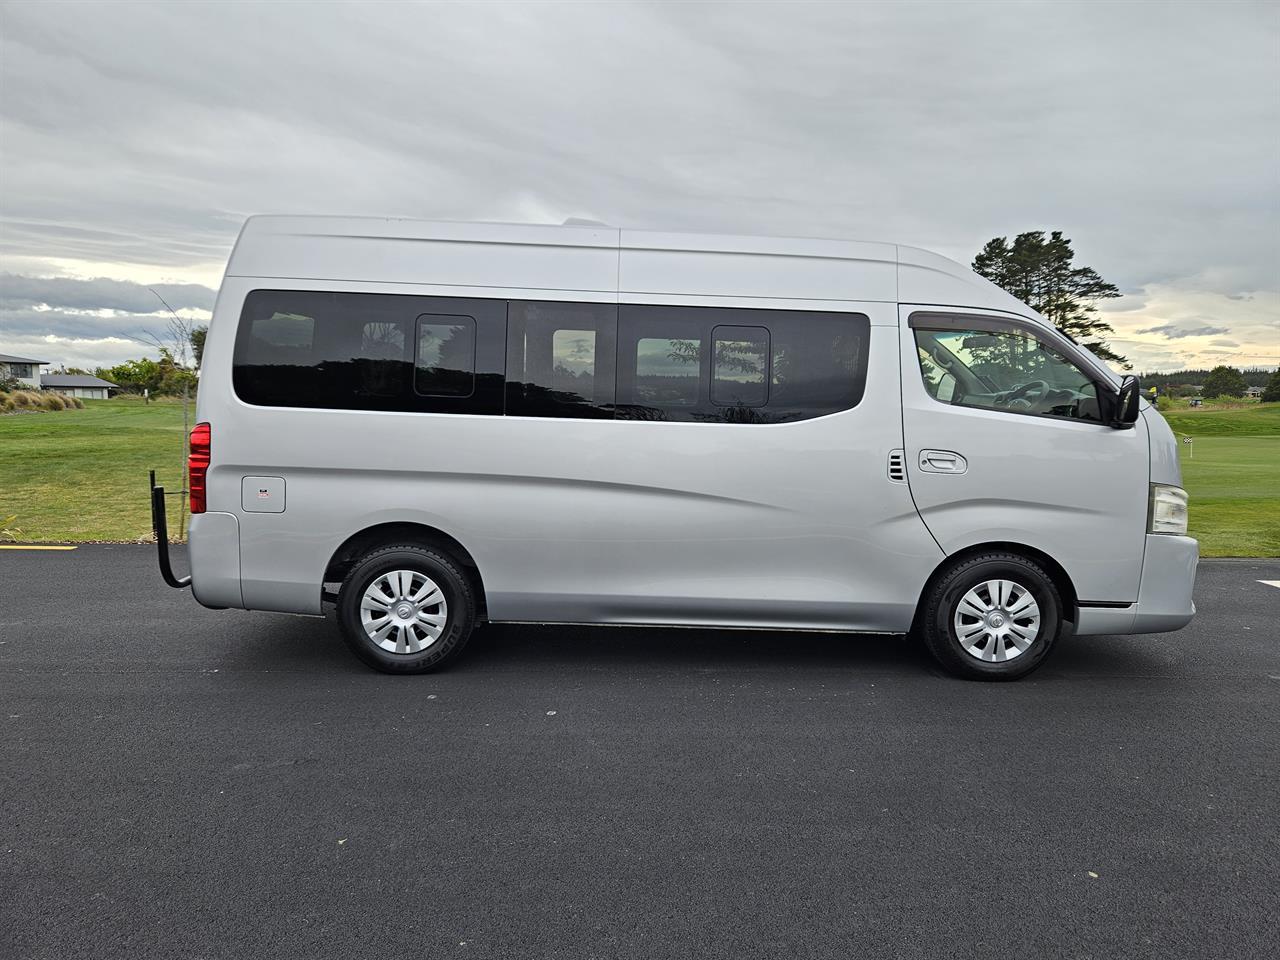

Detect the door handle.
[{"left": 919, "top": 450, "right": 968, "bottom": 474}]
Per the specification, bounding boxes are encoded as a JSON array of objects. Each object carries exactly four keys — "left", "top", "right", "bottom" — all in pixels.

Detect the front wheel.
[
  {"left": 336, "top": 544, "right": 476, "bottom": 674},
  {"left": 920, "top": 552, "right": 1064, "bottom": 681}
]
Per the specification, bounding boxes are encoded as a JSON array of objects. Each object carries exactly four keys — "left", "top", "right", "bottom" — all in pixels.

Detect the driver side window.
[{"left": 914, "top": 323, "right": 1102, "bottom": 423}]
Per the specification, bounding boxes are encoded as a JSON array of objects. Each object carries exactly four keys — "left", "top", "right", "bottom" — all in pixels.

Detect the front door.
[{"left": 898, "top": 306, "right": 1150, "bottom": 604}]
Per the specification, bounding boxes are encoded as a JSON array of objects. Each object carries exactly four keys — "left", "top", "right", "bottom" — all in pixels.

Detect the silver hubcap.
[
  {"left": 953, "top": 579, "right": 1041, "bottom": 663},
  {"left": 360, "top": 570, "right": 448, "bottom": 655}
]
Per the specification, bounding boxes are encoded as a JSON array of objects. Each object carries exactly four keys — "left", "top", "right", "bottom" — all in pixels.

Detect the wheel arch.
[
  {"left": 323, "top": 522, "right": 488, "bottom": 620},
  {"left": 910, "top": 541, "right": 1079, "bottom": 634}
]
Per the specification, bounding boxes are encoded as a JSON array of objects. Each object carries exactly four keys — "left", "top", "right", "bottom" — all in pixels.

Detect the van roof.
[{"left": 225, "top": 214, "right": 1035, "bottom": 319}]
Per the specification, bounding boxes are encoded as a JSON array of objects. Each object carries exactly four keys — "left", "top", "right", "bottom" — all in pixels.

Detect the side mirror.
[{"left": 1110, "top": 375, "right": 1141, "bottom": 428}]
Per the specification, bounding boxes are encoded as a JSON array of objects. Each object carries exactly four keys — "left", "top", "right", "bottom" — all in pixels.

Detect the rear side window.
[
  {"left": 233, "top": 290, "right": 505, "bottom": 413},
  {"left": 616, "top": 305, "right": 868, "bottom": 423},
  {"left": 506, "top": 301, "right": 617, "bottom": 418}
]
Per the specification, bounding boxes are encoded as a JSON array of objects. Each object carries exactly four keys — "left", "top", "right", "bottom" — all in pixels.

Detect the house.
[
  {"left": 1245, "top": 386, "right": 1263, "bottom": 398},
  {"left": 40, "top": 373, "right": 118, "bottom": 400},
  {"left": 0, "top": 353, "right": 49, "bottom": 389}
]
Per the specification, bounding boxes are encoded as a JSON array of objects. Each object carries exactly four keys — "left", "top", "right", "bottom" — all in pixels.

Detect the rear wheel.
[
  {"left": 336, "top": 544, "right": 476, "bottom": 674},
  {"left": 921, "top": 552, "right": 1063, "bottom": 681}
]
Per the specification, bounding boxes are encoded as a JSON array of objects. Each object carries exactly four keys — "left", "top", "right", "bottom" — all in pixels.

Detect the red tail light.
[{"left": 188, "top": 422, "right": 211, "bottom": 514}]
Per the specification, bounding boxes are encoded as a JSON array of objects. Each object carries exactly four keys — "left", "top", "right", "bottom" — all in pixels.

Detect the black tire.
[
  {"left": 920, "top": 552, "right": 1063, "bottom": 681},
  {"left": 336, "top": 544, "right": 476, "bottom": 674}
]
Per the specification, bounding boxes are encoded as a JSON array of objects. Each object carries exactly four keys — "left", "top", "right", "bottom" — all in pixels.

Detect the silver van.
[{"left": 152, "top": 216, "right": 1197, "bottom": 680}]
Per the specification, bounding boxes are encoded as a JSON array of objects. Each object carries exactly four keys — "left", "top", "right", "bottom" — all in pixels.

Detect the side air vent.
[{"left": 887, "top": 449, "right": 907, "bottom": 483}]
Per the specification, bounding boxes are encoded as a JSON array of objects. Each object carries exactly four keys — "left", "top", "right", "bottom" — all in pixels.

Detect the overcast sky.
[{"left": 1, "top": 0, "right": 1277, "bottom": 372}]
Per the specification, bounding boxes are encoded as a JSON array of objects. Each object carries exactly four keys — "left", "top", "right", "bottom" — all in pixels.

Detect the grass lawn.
[
  {"left": 1, "top": 395, "right": 1277, "bottom": 556},
  {"left": 1161, "top": 403, "right": 1279, "bottom": 558},
  {"left": 0, "top": 397, "right": 189, "bottom": 542}
]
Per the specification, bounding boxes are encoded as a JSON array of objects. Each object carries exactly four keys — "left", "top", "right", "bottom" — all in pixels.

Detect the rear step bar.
[{"left": 150, "top": 470, "right": 191, "bottom": 589}]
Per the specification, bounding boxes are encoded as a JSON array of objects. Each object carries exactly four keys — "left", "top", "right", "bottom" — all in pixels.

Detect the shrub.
[
  {"left": 0, "top": 390, "right": 87, "bottom": 414},
  {"left": 1155, "top": 395, "right": 1173, "bottom": 412}
]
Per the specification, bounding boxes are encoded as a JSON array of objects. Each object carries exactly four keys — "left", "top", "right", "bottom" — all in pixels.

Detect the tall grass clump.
[{"left": 0, "top": 390, "right": 84, "bottom": 413}]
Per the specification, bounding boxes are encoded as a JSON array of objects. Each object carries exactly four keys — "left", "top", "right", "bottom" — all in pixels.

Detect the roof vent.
[{"left": 887, "top": 449, "right": 907, "bottom": 483}]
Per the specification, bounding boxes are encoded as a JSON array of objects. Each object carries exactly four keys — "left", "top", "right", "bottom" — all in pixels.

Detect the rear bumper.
[
  {"left": 189, "top": 511, "right": 244, "bottom": 609},
  {"left": 1074, "top": 535, "right": 1198, "bottom": 636}
]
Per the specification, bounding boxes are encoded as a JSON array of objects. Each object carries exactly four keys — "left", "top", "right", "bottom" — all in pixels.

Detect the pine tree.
[{"left": 972, "top": 231, "right": 1127, "bottom": 368}]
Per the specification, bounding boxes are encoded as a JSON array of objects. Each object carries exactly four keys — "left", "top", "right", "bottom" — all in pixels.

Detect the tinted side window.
[
  {"left": 233, "top": 290, "right": 505, "bottom": 414},
  {"left": 712, "top": 326, "right": 768, "bottom": 407},
  {"left": 636, "top": 335, "right": 701, "bottom": 407},
  {"left": 616, "top": 305, "right": 868, "bottom": 423},
  {"left": 416, "top": 316, "right": 475, "bottom": 397},
  {"left": 913, "top": 324, "right": 1102, "bottom": 423},
  {"left": 769, "top": 313, "right": 866, "bottom": 420},
  {"left": 506, "top": 301, "right": 617, "bottom": 418}
]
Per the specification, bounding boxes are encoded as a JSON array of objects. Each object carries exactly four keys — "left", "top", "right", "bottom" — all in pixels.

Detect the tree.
[
  {"left": 973, "top": 230, "right": 1127, "bottom": 368},
  {"left": 190, "top": 325, "right": 208, "bottom": 368},
  {"left": 1262, "top": 369, "right": 1280, "bottom": 403},
  {"left": 96, "top": 357, "right": 163, "bottom": 394},
  {"left": 1201, "top": 365, "right": 1247, "bottom": 399}
]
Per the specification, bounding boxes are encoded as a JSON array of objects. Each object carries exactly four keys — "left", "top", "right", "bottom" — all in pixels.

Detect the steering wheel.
[{"left": 1003, "top": 379, "right": 1049, "bottom": 410}]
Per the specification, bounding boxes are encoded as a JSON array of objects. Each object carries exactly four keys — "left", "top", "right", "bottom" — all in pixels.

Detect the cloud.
[
  {"left": 0, "top": 306, "right": 197, "bottom": 342},
  {"left": 1105, "top": 287, "right": 1280, "bottom": 372},
  {"left": 2, "top": 2, "right": 1278, "bottom": 284},
  {"left": 0, "top": 1, "right": 1277, "bottom": 369},
  {"left": 1135, "top": 322, "right": 1231, "bottom": 339},
  {"left": 0, "top": 273, "right": 216, "bottom": 313}
]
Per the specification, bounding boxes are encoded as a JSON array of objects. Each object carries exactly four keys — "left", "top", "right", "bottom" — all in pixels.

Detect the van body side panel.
[
  {"left": 205, "top": 288, "right": 940, "bottom": 630},
  {"left": 476, "top": 315, "right": 939, "bottom": 628},
  {"left": 897, "top": 305, "right": 1150, "bottom": 603}
]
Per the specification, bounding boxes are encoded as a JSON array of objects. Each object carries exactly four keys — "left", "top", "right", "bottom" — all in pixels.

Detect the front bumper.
[{"left": 1074, "top": 535, "right": 1198, "bottom": 636}]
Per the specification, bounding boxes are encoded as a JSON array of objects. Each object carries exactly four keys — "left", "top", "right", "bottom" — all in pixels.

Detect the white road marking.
[{"left": 1258, "top": 580, "right": 1280, "bottom": 589}]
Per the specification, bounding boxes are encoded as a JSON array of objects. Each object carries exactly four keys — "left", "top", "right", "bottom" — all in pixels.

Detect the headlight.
[{"left": 1149, "top": 484, "right": 1189, "bottom": 535}]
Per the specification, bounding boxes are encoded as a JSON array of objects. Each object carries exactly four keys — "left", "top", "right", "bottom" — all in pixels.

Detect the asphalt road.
[{"left": 1, "top": 547, "right": 1277, "bottom": 960}]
